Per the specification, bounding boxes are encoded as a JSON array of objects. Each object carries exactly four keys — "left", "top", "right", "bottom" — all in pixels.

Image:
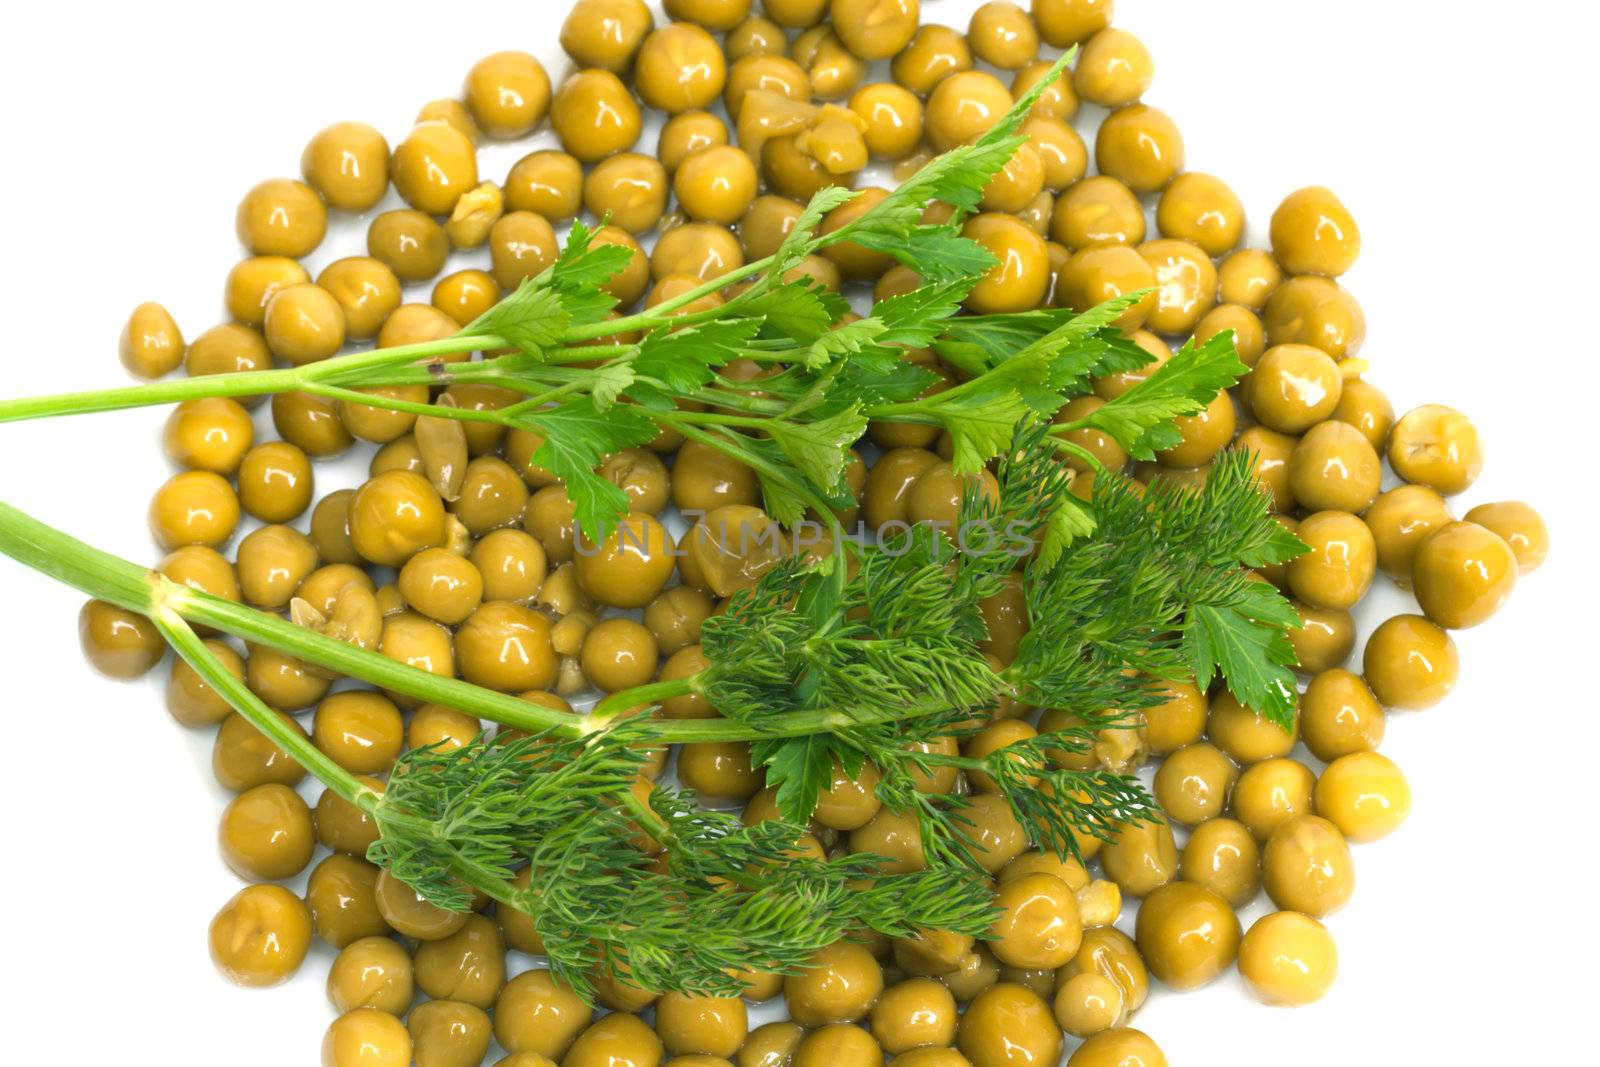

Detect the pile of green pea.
[{"left": 77, "top": 2, "right": 1551, "bottom": 1066}]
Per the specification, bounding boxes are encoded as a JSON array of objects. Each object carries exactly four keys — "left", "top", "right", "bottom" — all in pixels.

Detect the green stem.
[
  {"left": 590, "top": 677, "right": 694, "bottom": 723},
  {"left": 566, "top": 259, "right": 774, "bottom": 341},
  {"left": 0, "top": 496, "right": 956, "bottom": 746},
  {"left": 155, "top": 604, "right": 533, "bottom": 912},
  {"left": 153, "top": 609, "right": 374, "bottom": 809},
  {"left": 671, "top": 411, "right": 770, "bottom": 429},
  {"left": 499, "top": 378, "right": 593, "bottom": 416},
  {"left": 303, "top": 383, "right": 515, "bottom": 424},
  {"left": 1050, "top": 437, "right": 1108, "bottom": 474},
  {"left": 0, "top": 367, "right": 305, "bottom": 422},
  {"left": 661, "top": 417, "right": 839, "bottom": 520},
  {"left": 301, "top": 335, "right": 503, "bottom": 382},
  {"left": 0, "top": 334, "right": 498, "bottom": 425},
  {"left": 686, "top": 388, "right": 790, "bottom": 416}
]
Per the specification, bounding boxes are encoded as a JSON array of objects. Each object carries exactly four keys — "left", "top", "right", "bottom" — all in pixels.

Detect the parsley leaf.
[
  {"left": 767, "top": 403, "right": 869, "bottom": 493},
  {"left": 587, "top": 362, "right": 635, "bottom": 412},
  {"left": 549, "top": 221, "right": 635, "bottom": 293},
  {"left": 515, "top": 398, "right": 658, "bottom": 538},
  {"left": 1039, "top": 492, "right": 1097, "bottom": 570},
  {"left": 772, "top": 186, "right": 861, "bottom": 274},
  {"left": 927, "top": 387, "right": 1034, "bottom": 473},
  {"left": 756, "top": 734, "right": 841, "bottom": 826},
  {"left": 1083, "top": 331, "right": 1248, "bottom": 460},
  {"left": 805, "top": 316, "right": 891, "bottom": 369},
  {"left": 847, "top": 223, "right": 999, "bottom": 283},
  {"left": 733, "top": 278, "right": 848, "bottom": 342},
  {"left": 819, "top": 49, "right": 1077, "bottom": 282},
  {"left": 1184, "top": 594, "right": 1301, "bottom": 730},
  {"left": 631, "top": 319, "right": 764, "bottom": 394},
  {"left": 874, "top": 279, "right": 977, "bottom": 348},
  {"left": 465, "top": 279, "right": 570, "bottom": 357}
]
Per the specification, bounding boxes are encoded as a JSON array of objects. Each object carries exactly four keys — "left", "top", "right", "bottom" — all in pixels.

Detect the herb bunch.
[{"left": 0, "top": 47, "right": 1312, "bottom": 1002}]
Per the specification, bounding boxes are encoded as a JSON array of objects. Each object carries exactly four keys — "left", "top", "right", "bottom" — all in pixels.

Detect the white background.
[{"left": 0, "top": 1, "right": 1597, "bottom": 1063}]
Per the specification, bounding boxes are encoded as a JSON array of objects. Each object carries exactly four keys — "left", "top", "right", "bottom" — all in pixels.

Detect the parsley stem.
[
  {"left": 687, "top": 388, "right": 789, "bottom": 415},
  {"left": 544, "top": 344, "right": 638, "bottom": 364},
  {"left": 564, "top": 258, "right": 775, "bottom": 341},
  {"left": 1050, "top": 437, "right": 1108, "bottom": 474},
  {"left": 0, "top": 366, "right": 305, "bottom": 422},
  {"left": 0, "top": 334, "right": 497, "bottom": 425},
  {"left": 302, "top": 382, "right": 515, "bottom": 424},
  {"left": 660, "top": 416, "right": 839, "bottom": 520},
  {"left": 301, "top": 335, "right": 503, "bottom": 382},
  {"left": 670, "top": 411, "right": 770, "bottom": 429}
]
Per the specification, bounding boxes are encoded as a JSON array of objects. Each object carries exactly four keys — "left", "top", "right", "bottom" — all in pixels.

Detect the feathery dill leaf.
[
  {"left": 1014, "top": 448, "right": 1307, "bottom": 728},
  {"left": 367, "top": 728, "right": 647, "bottom": 913},
  {"left": 982, "top": 734, "right": 1162, "bottom": 856},
  {"left": 366, "top": 723, "right": 997, "bottom": 1000}
]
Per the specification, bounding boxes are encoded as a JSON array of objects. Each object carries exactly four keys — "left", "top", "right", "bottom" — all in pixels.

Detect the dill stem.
[
  {"left": 154, "top": 605, "right": 535, "bottom": 915},
  {"left": 589, "top": 677, "right": 694, "bottom": 724},
  {"left": 0, "top": 497, "right": 962, "bottom": 746},
  {"left": 151, "top": 608, "right": 374, "bottom": 811}
]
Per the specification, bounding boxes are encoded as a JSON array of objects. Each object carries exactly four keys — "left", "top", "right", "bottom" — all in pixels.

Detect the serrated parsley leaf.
[
  {"left": 466, "top": 279, "right": 570, "bottom": 356},
  {"left": 1184, "top": 599, "right": 1300, "bottom": 730},
  {"left": 540, "top": 220, "right": 630, "bottom": 326},
  {"left": 1054, "top": 289, "right": 1152, "bottom": 337},
  {"left": 817, "top": 50, "right": 1078, "bottom": 283},
  {"left": 873, "top": 279, "right": 976, "bottom": 348},
  {"left": 731, "top": 435, "right": 828, "bottom": 527},
  {"left": 1037, "top": 492, "right": 1097, "bottom": 570},
  {"left": 1082, "top": 331, "right": 1248, "bottom": 460},
  {"left": 587, "top": 362, "right": 635, "bottom": 412},
  {"left": 1245, "top": 522, "right": 1311, "bottom": 569},
  {"left": 631, "top": 318, "right": 764, "bottom": 394},
  {"left": 806, "top": 316, "right": 890, "bottom": 369},
  {"left": 550, "top": 221, "right": 635, "bottom": 291},
  {"left": 812, "top": 359, "right": 940, "bottom": 419},
  {"left": 773, "top": 185, "right": 861, "bottom": 273},
  {"left": 756, "top": 734, "right": 840, "bottom": 826},
  {"left": 516, "top": 398, "right": 658, "bottom": 538},
  {"left": 767, "top": 403, "right": 868, "bottom": 493},
  {"left": 931, "top": 388, "right": 1034, "bottom": 473},
  {"left": 978, "top": 345, "right": 1066, "bottom": 418},
  {"left": 733, "top": 278, "right": 848, "bottom": 341},
  {"left": 848, "top": 224, "right": 999, "bottom": 282}
]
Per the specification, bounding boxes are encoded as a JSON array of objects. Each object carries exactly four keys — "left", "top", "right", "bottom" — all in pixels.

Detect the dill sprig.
[{"left": 366, "top": 721, "right": 997, "bottom": 1000}]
